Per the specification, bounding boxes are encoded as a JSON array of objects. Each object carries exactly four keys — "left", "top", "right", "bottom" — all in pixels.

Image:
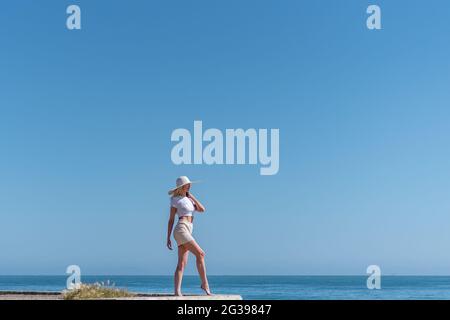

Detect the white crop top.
[{"left": 170, "top": 196, "right": 196, "bottom": 218}]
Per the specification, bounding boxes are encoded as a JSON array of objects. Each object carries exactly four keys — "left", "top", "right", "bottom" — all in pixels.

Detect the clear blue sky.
[{"left": 1, "top": 0, "right": 450, "bottom": 275}]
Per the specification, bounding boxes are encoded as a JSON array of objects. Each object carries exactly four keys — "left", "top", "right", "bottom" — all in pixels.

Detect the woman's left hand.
[{"left": 187, "top": 193, "right": 205, "bottom": 212}]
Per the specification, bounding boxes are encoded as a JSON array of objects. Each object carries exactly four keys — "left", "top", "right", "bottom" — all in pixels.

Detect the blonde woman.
[{"left": 167, "top": 176, "right": 212, "bottom": 296}]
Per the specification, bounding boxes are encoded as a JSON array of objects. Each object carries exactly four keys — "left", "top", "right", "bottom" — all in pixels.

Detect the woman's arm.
[
  {"left": 188, "top": 193, "right": 206, "bottom": 212},
  {"left": 167, "top": 207, "right": 177, "bottom": 250}
]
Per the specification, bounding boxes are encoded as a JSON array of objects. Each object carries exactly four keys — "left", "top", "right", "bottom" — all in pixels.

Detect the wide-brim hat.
[{"left": 168, "top": 176, "right": 199, "bottom": 195}]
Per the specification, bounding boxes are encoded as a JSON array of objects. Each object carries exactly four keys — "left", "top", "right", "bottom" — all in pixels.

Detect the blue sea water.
[{"left": 1, "top": 276, "right": 450, "bottom": 300}]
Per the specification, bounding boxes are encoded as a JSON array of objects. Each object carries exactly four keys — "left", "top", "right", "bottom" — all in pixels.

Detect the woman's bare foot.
[
  {"left": 200, "top": 284, "right": 212, "bottom": 295},
  {"left": 174, "top": 291, "right": 183, "bottom": 297}
]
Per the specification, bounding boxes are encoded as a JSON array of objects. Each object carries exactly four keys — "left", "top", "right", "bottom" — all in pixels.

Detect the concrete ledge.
[
  {"left": 114, "top": 294, "right": 243, "bottom": 300},
  {"left": 0, "top": 291, "right": 242, "bottom": 300}
]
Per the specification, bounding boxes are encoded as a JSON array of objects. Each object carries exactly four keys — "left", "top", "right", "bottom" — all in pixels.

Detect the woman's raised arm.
[{"left": 188, "top": 193, "right": 205, "bottom": 212}]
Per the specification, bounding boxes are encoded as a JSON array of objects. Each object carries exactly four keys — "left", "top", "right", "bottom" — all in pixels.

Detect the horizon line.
[{"left": 2, "top": 274, "right": 450, "bottom": 277}]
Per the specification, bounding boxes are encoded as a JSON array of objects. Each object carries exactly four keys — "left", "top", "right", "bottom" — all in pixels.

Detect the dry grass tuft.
[{"left": 62, "top": 282, "right": 136, "bottom": 300}]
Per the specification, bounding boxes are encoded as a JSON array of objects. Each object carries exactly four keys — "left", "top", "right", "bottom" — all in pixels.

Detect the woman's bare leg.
[
  {"left": 183, "top": 240, "right": 211, "bottom": 295},
  {"left": 174, "top": 244, "right": 189, "bottom": 296}
]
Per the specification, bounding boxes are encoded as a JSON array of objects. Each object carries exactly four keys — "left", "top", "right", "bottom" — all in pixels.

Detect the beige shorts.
[{"left": 173, "top": 221, "right": 194, "bottom": 246}]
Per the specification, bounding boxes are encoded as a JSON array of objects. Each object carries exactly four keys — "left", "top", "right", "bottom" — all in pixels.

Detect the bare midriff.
[{"left": 179, "top": 216, "right": 193, "bottom": 223}]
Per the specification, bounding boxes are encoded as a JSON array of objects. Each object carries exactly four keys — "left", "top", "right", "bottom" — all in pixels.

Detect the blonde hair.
[{"left": 169, "top": 186, "right": 185, "bottom": 197}]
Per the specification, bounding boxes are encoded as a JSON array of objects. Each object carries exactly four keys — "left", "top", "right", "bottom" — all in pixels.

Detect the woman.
[{"left": 166, "top": 176, "right": 212, "bottom": 296}]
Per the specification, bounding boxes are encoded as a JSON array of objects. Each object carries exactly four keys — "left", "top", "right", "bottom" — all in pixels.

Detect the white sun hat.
[{"left": 168, "top": 176, "right": 199, "bottom": 195}]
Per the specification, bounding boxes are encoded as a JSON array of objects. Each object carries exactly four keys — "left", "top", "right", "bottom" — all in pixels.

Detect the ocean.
[{"left": 1, "top": 276, "right": 450, "bottom": 300}]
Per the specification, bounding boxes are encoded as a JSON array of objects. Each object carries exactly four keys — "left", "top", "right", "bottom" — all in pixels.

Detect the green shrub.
[{"left": 63, "top": 282, "right": 136, "bottom": 300}]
